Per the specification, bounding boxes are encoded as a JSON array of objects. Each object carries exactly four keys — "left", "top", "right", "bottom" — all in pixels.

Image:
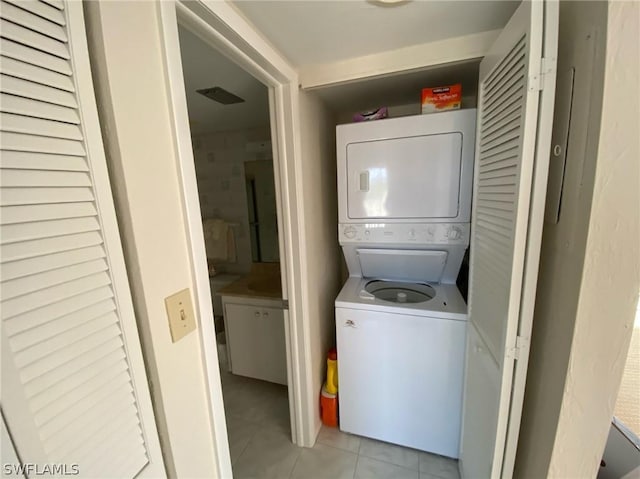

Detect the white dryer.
[{"left": 335, "top": 110, "right": 476, "bottom": 458}]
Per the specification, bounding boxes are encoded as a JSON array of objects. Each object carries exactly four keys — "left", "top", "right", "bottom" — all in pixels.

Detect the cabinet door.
[
  {"left": 0, "top": 1, "right": 164, "bottom": 477},
  {"left": 460, "top": 1, "right": 558, "bottom": 477},
  {"left": 225, "top": 304, "right": 287, "bottom": 385}
]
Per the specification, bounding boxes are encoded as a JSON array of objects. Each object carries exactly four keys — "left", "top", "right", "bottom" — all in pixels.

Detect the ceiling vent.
[{"left": 197, "top": 87, "right": 245, "bottom": 105}]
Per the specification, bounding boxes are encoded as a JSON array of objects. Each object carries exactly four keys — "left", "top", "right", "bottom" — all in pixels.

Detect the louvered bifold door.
[
  {"left": 0, "top": 1, "right": 165, "bottom": 477},
  {"left": 459, "top": 1, "right": 557, "bottom": 478}
]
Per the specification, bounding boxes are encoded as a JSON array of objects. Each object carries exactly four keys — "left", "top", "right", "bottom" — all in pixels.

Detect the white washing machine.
[{"left": 335, "top": 110, "right": 476, "bottom": 459}]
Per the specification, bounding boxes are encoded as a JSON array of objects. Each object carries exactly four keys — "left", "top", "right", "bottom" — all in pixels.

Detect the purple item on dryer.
[{"left": 353, "top": 107, "right": 388, "bottom": 122}]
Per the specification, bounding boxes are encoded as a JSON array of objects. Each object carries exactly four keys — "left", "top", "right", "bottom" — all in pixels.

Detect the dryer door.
[{"left": 346, "top": 133, "right": 462, "bottom": 220}]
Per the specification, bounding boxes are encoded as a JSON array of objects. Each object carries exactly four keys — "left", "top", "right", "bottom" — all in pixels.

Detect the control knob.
[
  {"left": 344, "top": 226, "right": 357, "bottom": 239},
  {"left": 448, "top": 227, "right": 462, "bottom": 240}
]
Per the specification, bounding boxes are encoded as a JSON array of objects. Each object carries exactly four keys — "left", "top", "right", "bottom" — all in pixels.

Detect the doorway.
[{"left": 176, "top": 21, "right": 292, "bottom": 465}]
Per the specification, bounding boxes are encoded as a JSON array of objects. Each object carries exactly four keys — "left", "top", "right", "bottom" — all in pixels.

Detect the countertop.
[{"left": 217, "top": 263, "right": 282, "bottom": 300}]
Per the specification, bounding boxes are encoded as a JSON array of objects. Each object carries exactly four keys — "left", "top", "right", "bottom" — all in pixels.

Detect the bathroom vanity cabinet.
[{"left": 222, "top": 296, "right": 287, "bottom": 385}]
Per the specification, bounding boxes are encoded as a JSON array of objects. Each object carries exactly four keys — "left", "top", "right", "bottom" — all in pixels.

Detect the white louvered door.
[
  {"left": 0, "top": 1, "right": 165, "bottom": 477},
  {"left": 459, "top": 1, "right": 557, "bottom": 478}
]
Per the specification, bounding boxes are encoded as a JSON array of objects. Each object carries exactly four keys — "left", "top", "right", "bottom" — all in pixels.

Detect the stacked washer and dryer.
[{"left": 335, "top": 109, "right": 476, "bottom": 459}]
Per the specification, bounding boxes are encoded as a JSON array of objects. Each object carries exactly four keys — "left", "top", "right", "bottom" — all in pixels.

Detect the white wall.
[
  {"left": 191, "top": 127, "right": 271, "bottom": 274},
  {"left": 546, "top": 2, "right": 639, "bottom": 475},
  {"left": 515, "top": 1, "right": 640, "bottom": 476},
  {"left": 297, "top": 90, "right": 343, "bottom": 437},
  {"left": 84, "top": 2, "right": 219, "bottom": 477}
]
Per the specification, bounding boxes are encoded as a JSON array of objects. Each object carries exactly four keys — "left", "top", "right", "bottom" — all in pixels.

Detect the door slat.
[
  {"left": 0, "top": 92, "right": 79, "bottom": 123},
  {"left": 0, "top": 1, "right": 68, "bottom": 42},
  {"left": 3, "top": 0, "right": 66, "bottom": 26},
  {"left": 0, "top": 38, "right": 71, "bottom": 75},
  {"left": 0, "top": 19, "right": 69, "bottom": 59}
]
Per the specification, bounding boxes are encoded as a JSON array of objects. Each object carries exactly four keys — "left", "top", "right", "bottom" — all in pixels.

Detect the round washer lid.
[{"left": 364, "top": 280, "right": 435, "bottom": 304}]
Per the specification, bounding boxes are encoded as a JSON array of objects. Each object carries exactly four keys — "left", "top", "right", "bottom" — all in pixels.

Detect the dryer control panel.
[{"left": 339, "top": 223, "right": 470, "bottom": 245}]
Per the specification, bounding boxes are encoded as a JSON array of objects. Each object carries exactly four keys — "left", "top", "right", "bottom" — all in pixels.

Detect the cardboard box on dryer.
[{"left": 421, "top": 84, "right": 462, "bottom": 114}]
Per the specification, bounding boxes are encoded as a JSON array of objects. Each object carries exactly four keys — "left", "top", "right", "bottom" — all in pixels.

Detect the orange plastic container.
[
  {"left": 326, "top": 348, "right": 338, "bottom": 394},
  {"left": 320, "top": 386, "right": 338, "bottom": 427}
]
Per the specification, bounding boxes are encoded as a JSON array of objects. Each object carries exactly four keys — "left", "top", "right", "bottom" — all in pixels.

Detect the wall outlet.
[{"left": 165, "top": 288, "right": 196, "bottom": 343}]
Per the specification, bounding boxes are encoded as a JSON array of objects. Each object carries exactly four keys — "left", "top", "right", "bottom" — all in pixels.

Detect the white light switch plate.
[{"left": 165, "top": 288, "right": 196, "bottom": 342}]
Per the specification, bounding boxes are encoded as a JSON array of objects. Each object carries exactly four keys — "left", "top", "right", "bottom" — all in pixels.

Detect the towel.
[{"left": 202, "top": 219, "right": 237, "bottom": 263}]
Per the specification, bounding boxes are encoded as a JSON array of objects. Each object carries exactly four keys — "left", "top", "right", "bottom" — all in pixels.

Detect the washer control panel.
[{"left": 339, "top": 223, "right": 469, "bottom": 245}]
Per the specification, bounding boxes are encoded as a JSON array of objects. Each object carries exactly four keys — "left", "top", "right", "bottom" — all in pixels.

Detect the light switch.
[{"left": 165, "top": 288, "right": 196, "bottom": 343}]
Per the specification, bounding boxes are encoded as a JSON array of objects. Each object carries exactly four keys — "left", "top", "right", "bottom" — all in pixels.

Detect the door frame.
[{"left": 157, "top": 1, "right": 313, "bottom": 476}]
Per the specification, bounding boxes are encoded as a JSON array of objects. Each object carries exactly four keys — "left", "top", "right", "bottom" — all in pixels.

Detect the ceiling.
[
  {"left": 178, "top": 26, "right": 270, "bottom": 135},
  {"left": 178, "top": 1, "right": 519, "bottom": 133},
  {"left": 232, "top": 1, "right": 520, "bottom": 67}
]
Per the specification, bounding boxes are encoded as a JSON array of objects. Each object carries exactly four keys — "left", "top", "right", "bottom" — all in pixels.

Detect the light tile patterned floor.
[{"left": 222, "top": 369, "right": 461, "bottom": 479}]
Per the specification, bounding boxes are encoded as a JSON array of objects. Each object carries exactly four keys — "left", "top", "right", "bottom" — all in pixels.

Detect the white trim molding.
[
  {"left": 156, "top": 4, "right": 231, "bottom": 478},
  {"left": 156, "top": 2, "right": 316, "bottom": 477},
  {"left": 299, "top": 29, "right": 501, "bottom": 90}
]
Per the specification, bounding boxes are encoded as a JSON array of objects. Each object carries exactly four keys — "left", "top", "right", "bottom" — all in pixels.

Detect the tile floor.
[{"left": 221, "top": 368, "right": 461, "bottom": 479}]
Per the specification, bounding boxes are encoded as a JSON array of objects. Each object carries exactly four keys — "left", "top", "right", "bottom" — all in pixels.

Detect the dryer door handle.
[{"left": 359, "top": 171, "right": 369, "bottom": 192}]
